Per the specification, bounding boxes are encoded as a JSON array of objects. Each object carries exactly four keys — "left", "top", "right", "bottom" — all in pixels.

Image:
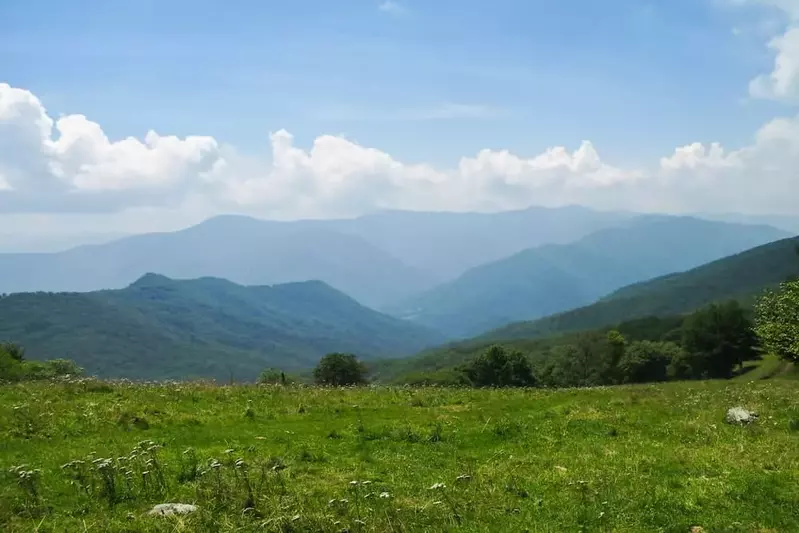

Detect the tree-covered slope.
[
  {"left": 485, "top": 235, "right": 799, "bottom": 341},
  {"left": 376, "top": 236, "right": 799, "bottom": 382},
  {"left": 0, "top": 274, "right": 444, "bottom": 380},
  {"left": 389, "top": 217, "right": 788, "bottom": 338}
]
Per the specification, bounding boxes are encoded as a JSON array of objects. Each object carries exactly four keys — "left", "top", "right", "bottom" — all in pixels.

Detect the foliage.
[
  {"left": 460, "top": 345, "right": 536, "bottom": 387},
  {"left": 0, "top": 380, "right": 798, "bottom": 532},
  {"left": 755, "top": 279, "right": 799, "bottom": 363},
  {"left": 618, "top": 341, "right": 682, "bottom": 384},
  {"left": 0, "top": 343, "right": 82, "bottom": 382},
  {"left": 313, "top": 353, "right": 368, "bottom": 386},
  {"left": 536, "top": 331, "right": 624, "bottom": 388},
  {"left": 679, "top": 301, "right": 760, "bottom": 379},
  {"left": 0, "top": 275, "right": 443, "bottom": 381},
  {"left": 257, "top": 368, "right": 289, "bottom": 385}
]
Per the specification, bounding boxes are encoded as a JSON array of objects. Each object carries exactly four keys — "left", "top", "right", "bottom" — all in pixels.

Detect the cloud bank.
[{"left": 1, "top": 65, "right": 799, "bottom": 226}]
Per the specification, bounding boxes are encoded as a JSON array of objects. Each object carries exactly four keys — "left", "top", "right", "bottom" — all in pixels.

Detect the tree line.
[{"left": 2, "top": 276, "right": 797, "bottom": 387}]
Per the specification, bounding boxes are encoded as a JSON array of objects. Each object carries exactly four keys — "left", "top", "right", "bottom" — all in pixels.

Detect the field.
[{"left": 1, "top": 378, "right": 798, "bottom": 532}]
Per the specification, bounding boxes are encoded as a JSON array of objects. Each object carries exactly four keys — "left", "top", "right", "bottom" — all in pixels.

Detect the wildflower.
[
  {"left": 379, "top": 491, "right": 391, "bottom": 499},
  {"left": 456, "top": 474, "right": 471, "bottom": 482},
  {"left": 429, "top": 482, "right": 446, "bottom": 490}
]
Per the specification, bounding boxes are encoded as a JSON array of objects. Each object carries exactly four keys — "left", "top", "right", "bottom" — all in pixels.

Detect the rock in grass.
[
  {"left": 725, "top": 407, "right": 759, "bottom": 425},
  {"left": 148, "top": 503, "right": 198, "bottom": 517}
]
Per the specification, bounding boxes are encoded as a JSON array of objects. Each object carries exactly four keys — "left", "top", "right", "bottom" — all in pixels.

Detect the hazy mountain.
[
  {"left": 0, "top": 215, "right": 435, "bottom": 308},
  {"left": 0, "top": 274, "right": 444, "bottom": 380},
  {"left": 697, "top": 213, "right": 799, "bottom": 235},
  {"left": 0, "top": 206, "right": 636, "bottom": 306},
  {"left": 486, "top": 235, "right": 799, "bottom": 342},
  {"left": 325, "top": 205, "right": 634, "bottom": 281},
  {"left": 0, "top": 231, "right": 129, "bottom": 253},
  {"left": 389, "top": 217, "right": 789, "bottom": 338}
]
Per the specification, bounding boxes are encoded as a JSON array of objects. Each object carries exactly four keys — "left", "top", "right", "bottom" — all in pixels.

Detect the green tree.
[
  {"left": 618, "top": 341, "right": 682, "bottom": 383},
  {"left": 1, "top": 342, "right": 25, "bottom": 362},
  {"left": 313, "top": 353, "right": 368, "bottom": 386},
  {"left": 754, "top": 280, "right": 799, "bottom": 363},
  {"left": 601, "top": 330, "right": 627, "bottom": 384},
  {"left": 461, "top": 345, "right": 536, "bottom": 388},
  {"left": 679, "top": 301, "right": 760, "bottom": 379},
  {"left": 258, "top": 368, "right": 284, "bottom": 384}
]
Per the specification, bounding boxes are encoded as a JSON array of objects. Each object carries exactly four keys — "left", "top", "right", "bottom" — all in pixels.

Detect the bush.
[
  {"left": 755, "top": 280, "right": 799, "bottom": 363},
  {"left": 0, "top": 343, "right": 83, "bottom": 382},
  {"left": 461, "top": 345, "right": 536, "bottom": 387},
  {"left": 618, "top": 341, "right": 681, "bottom": 384},
  {"left": 313, "top": 353, "right": 367, "bottom": 386},
  {"left": 258, "top": 368, "right": 290, "bottom": 385},
  {"left": 680, "top": 301, "right": 760, "bottom": 379}
]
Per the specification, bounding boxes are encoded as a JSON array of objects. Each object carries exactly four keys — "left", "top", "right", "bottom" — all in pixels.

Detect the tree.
[
  {"left": 461, "top": 345, "right": 536, "bottom": 387},
  {"left": 680, "top": 301, "right": 760, "bottom": 379},
  {"left": 618, "top": 341, "right": 682, "bottom": 383},
  {"left": 258, "top": 368, "right": 284, "bottom": 384},
  {"left": 1, "top": 342, "right": 25, "bottom": 362},
  {"left": 754, "top": 279, "right": 799, "bottom": 363},
  {"left": 313, "top": 353, "right": 368, "bottom": 386},
  {"left": 601, "top": 330, "right": 627, "bottom": 384}
]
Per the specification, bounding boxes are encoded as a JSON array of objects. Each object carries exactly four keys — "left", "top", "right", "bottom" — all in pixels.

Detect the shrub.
[
  {"left": 313, "top": 353, "right": 367, "bottom": 386},
  {"left": 618, "top": 341, "right": 682, "bottom": 384},
  {"left": 755, "top": 279, "right": 799, "bottom": 363},
  {"left": 461, "top": 345, "right": 536, "bottom": 388}
]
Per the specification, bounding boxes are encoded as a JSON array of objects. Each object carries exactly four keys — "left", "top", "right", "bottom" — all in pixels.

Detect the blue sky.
[
  {"left": 0, "top": 0, "right": 789, "bottom": 165},
  {"left": 1, "top": 0, "right": 799, "bottom": 243}
]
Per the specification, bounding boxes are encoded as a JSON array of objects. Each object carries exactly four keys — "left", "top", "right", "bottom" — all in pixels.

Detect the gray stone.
[
  {"left": 147, "top": 503, "right": 198, "bottom": 517},
  {"left": 725, "top": 407, "right": 759, "bottom": 425}
]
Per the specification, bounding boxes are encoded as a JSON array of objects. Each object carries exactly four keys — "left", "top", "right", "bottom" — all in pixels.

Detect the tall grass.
[{"left": 1, "top": 378, "right": 797, "bottom": 532}]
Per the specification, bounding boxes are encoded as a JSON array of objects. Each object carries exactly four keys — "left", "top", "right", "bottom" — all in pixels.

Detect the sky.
[{"left": 1, "top": 0, "right": 799, "bottom": 247}]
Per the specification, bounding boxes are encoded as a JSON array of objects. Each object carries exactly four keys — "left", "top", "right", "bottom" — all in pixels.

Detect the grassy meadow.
[{"left": 1, "top": 377, "right": 798, "bottom": 532}]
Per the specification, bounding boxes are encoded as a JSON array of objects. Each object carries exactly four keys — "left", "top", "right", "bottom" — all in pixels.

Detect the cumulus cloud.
[
  {"left": 750, "top": 27, "right": 799, "bottom": 101},
  {"left": 1, "top": 81, "right": 799, "bottom": 223},
  {"left": 745, "top": 0, "right": 799, "bottom": 101},
  {"left": 0, "top": 83, "right": 223, "bottom": 212}
]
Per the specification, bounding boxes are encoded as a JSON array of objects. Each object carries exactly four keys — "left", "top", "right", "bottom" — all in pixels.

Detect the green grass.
[
  {"left": 1, "top": 379, "right": 798, "bottom": 532},
  {"left": 733, "top": 354, "right": 796, "bottom": 382}
]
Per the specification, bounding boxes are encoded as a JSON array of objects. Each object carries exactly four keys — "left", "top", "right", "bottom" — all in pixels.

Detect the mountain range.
[
  {"left": 0, "top": 206, "right": 634, "bottom": 308},
  {"left": 389, "top": 216, "right": 789, "bottom": 337},
  {"left": 0, "top": 274, "right": 442, "bottom": 380},
  {"left": 486, "top": 234, "right": 799, "bottom": 342},
  {"left": 377, "top": 235, "right": 799, "bottom": 382}
]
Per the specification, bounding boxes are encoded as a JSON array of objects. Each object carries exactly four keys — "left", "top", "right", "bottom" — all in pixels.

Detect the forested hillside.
[
  {"left": 377, "top": 236, "right": 799, "bottom": 383},
  {"left": 488, "top": 235, "right": 799, "bottom": 341},
  {"left": 390, "top": 217, "right": 788, "bottom": 337},
  {"left": 0, "top": 274, "right": 443, "bottom": 380}
]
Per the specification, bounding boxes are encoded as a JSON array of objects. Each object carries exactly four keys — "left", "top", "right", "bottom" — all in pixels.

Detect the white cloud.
[
  {"left": 378, "top": 1, "right": 406, "bottom": 16},
  {"left": 750, "top": 26, "right": 799, "bottom": 101},
  {"left": 0, "top": 82, "right": 223, "bottom": 212},
  {"left": 2, "top": 81, "right": 799, "bottom": 231},
  {"left": 743, "top": 0, "right": 799, "bottom": 101}
]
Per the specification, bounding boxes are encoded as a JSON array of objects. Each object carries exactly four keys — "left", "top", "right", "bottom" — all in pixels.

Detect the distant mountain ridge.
[
  {"left": 0, "top": 216, "right": 435, "bottom": 308},
  {"left": 0, "top": 274, "right": 444, "bottom": 380},
  {"left": 388, "top": 216, "right": 789, "bottom": 338},
  {"left": 0, "top": 206, "right": 635, "bottom": 308},
  {"left": 375, "top": 235, "right": 799, "bottom": 382},
  {"left": 485, "top": 235, "right": 799, "bottom": 342}
]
